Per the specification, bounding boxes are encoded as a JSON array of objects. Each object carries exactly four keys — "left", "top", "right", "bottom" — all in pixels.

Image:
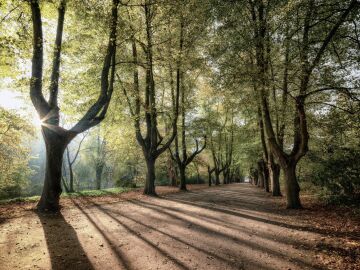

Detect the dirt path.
[{"left": 0, "top": 184, "right": 359, "bottom": 270}]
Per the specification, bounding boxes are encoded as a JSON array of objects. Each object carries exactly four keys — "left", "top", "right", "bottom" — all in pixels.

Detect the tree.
[
  {"left": 169, "top": 14, "right": 206, "bottom": 191},
  {"left": 63, "top": 133, "right": 87, "bottom": 193},
  {"left": 210, "top": 0, "right": 359, "bottom": 208},
  {"left": 120, "top": 0, "right": 180, "bottom": 196},
  {"left": 254, "top": 0, "right": 359, "bottom": 208},
  {"left": 170, "top": 86, "right": 206, "bottom": 190},
  {"left": 93, "top": 128, "right": 107, "bottom": 190},
  {"left": 29, "top": 0, "right": 119, "bottom": 211},
  {"left": 0, "top": 108, "right": 34, "bottom": 199}
]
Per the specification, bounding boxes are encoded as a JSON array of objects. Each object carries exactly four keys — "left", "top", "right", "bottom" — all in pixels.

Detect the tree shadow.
[
  {"left": 100, "top": 205, "right": 277, "bottom": 269},
  {"left": 69, "top": 199, "right": 132, "bottom": 270},
  {"left": 128, "top": 200, "right": 323, "bottom": 270},
  {"left": 36, "top": 211, "right": 94, "bottom": 270},
  {"left": 162, "top": 191, "right": 352, "bottom": 238},
  {"left": 73, "top": 198, "right": 190, "bottom": 270},
  {"left": 131, "top": 199, "right": 304, "bottom": 247}
]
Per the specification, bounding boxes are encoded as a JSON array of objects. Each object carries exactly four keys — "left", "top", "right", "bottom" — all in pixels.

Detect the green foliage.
[
  {"left": 0, "top": 186, "right": 134, "bottom": 204},
  {"left": 186, "top": 175, "right": 205, "bottom": 185},
  {"left": 0, "top": 0, "right": 359, "bottom": 204},
  {"left": 310, "top": 147, "right": 360, "bottom": 203},
  {"left": 66, "top": 187, "right": 132, "bottom": 197},
  {"left": 0, "top": 108, "right": 34, "bottom": 199}
]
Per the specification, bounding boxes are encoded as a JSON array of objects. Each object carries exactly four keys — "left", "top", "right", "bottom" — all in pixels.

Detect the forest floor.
[{"left": 0, "top": 183, "right": 359, "bottom": 270}]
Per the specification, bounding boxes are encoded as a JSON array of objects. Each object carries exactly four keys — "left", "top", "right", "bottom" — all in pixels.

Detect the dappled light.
[{"left": 0, "top": 0, "right": 359, "bottom": 269}]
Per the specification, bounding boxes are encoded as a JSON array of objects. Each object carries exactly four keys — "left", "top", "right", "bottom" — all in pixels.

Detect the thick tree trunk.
[
  {"left": 37, "top": 131, "right": 68, "bottom": 212},
  {"left": 208, "top": 172, "right": 212, "bottom": 186},
  {"left": 284, "top": 163, "right": 302, "bottom": 209},
  {"left": 144, "top": 158, "right": 156, "bottom": 195},
  {"left": 179, "top": 166, "right": 187, "bottom": 191},
  {"left": 269, "top": 163, "right": 281, "bottom": 196}
]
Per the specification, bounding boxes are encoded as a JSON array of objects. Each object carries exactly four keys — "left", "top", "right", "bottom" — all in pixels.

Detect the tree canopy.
[{"left": 0, "top": 0, "right": 359, "bottom": 210}]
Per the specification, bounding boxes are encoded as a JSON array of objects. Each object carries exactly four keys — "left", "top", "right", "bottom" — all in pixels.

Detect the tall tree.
[
  {"left": 170, "top": 15, "right": 206, "bottom": 191},
  {"left": 29, "top": 0, "right": 119, "bottom": 211},
  {"left": 121, "top": 1, "right": 180, "bottom": 195},
  {"left": 252, "top": 0, "right": 359, "bottom": 208}
]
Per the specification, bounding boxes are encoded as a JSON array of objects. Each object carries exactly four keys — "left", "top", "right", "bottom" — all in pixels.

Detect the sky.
[
  {"left": 0, "top": 89, "right": 41, "bottom": 126},
  {"left": 0, "top": 89, "right": 24, "bottom": 110}
]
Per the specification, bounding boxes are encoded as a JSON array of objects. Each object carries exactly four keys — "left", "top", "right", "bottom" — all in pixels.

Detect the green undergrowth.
[
  {"left": 0, "top": 187, "right": 137, "bottom": 205},
  {"left": 65, "top": 187, "right": 134, "bottom": 197}
]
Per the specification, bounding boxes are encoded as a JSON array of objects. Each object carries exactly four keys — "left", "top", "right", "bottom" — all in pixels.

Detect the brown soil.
[{"left": 0, "top": 183, "right": 359, "bottom": 270}]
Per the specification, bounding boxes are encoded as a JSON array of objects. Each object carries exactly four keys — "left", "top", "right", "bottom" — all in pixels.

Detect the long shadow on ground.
[
  {"left": 73, "top": 185, "right": 324, "bottom": 270},
  {"left": 36, "top": 211, "right": 94, "bottom": 270}
]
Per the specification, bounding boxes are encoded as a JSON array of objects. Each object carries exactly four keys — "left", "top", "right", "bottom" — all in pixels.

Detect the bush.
[
  {"left": 0, "top": 184, "right": 22, "bottom": 199},
  {"left": 184, "top": 175, "right": 205, "bottom": 184},
  {"left": 115, "top": 175, "right": 137, "bottom": 188},
  {"left": 311, "top": 146, "right": 360, "bottom": 202},
  {"left": 155, "top": 176, "right": 169, "bottom": 186}
]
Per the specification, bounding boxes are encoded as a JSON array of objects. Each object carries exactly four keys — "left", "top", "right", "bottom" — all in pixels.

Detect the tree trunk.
[
  {"left": 270, "top": 163, "right": 281, "bottom": 196},
  {"left": 263, "top": 163, "right": 270, "bottom": 192},
  {"left": 61, "top": 177, "right": 69, "bottom": 193},
  {"left": 179, "top": 166, "right": 187, "bottom": 191},
  {"left": 284, "top": 163, "right": 302, "bottom": 209},
  {"left": 95, "top": 165, "right": 103, "bottom": 190},
  {"left": 251, "top": 168, "right": 258, "bottom": 185},
  {"left": 257, "top": 161, "right": 264, "bottom": 188},
  {"left": 167, "top": 154, "right": 177, "bottom": 186},
  {"left": 37, "top": 132, "right": 68, "bottom": 212},
  {"left": 144, "top": 158, "right": 157, "bottom": 195},
  {"left": 69, "top": 164, "right": 74, "bottom": 192},
  {"left": 195, "top": 165, "right": 200, "bottom": 184},
  {"left": 208, "top": 171, "right": 212, "bottom": 186},
  {"left": 215, "top": 171, "right": 220, "bottom": 185},
  {"left": 223, "top": 170, "right": 227, "bottom": 184}
]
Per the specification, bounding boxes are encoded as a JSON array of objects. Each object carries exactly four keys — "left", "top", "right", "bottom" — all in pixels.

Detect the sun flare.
[
  {"left": 32, "top": 116, "right": 44, "bottom": 127},
  {"left": 0, "top": 90, "right": 42, "bottom": 127}
]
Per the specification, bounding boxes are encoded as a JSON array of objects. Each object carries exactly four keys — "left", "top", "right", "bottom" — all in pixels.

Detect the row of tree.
[
  {"left": 210, "top": 0, "right": 359, "bottom": 208},
  {"left": 0, "top": 0, "right": 358, "bottom": 210}
]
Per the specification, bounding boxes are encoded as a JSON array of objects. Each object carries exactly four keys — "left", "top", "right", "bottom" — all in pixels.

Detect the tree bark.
[
  {"left": 269, "top": 161, "right": 281, "bottom": 196},
  {"left": 215, "top": 171, "right": 220, "bottom": 185},
  {"left": 284, "top": 163, "right": 301, "bottom": 209},
  {"left": 208, "top": 171, "right": 212, "bottom": 186},
  {"left": 37, "top": 130, "right": 68, "bottom": 211},
  {"left": 263, "top": 162, "right": 270, "bottom": 192},
  {"left": 223, "top": 170, "right": 227, "bottom": 184},
  {"left": 179, "top": 165, "right": 187, "bottom": 191},
  {"left": 95, "top": 165, "right": 103, "bottom": 190},
  {"left": 257, "top": 161, "right": 264, "bottom": 188},
  {"left": 167, "top": 154, "right": 177, "bottom": 186},
  {"left": 66, "top": 147, "right": 74, "bottom": 192},
  {"left": 144, "top": 158, "right": 156, "bottom": 195},
  {"left": 69, "top": 165, "right": 74, "bottom": 192}
]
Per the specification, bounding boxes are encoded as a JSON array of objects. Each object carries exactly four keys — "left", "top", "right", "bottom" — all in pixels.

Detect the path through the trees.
[{"left": 1, "top": 184, "right": 359, "bottom": 270}]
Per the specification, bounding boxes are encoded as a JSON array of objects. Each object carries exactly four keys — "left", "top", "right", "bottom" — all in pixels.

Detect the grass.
[
  {"left": 0, "top": 186, "right": 137, "bottom": 204},
  {"left": 0, "top": 195, "right": 41, "bottom": 204},
  {"left": 65, "top": 187, "right": 135, "bottom": 197}
]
